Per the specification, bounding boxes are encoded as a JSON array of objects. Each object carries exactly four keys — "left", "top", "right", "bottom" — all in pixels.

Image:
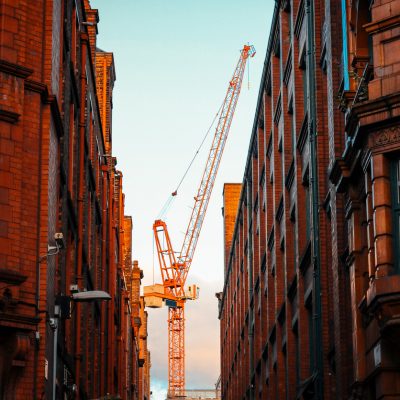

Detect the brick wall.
[
  {"left": 330, "top": 0, "right": 400, "bottom": 398},
  {"left": 139, "top": 296, "right": 151, "bottom": 400},
  {"left": 218, "top": 1, "right": 347, "bottom": 399},
  {"left": 0, "top": 1, "right": 147, "bottom": 399},
  {"left": 220, "top": 0, "right": 400, "bottom": 399},
  {"left": 222, "top": 183, "right": 241, "bottom": 275}
]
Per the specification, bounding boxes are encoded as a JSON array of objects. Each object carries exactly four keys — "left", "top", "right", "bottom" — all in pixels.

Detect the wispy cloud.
[{"left": 151, "top": 378, "right": 168, "bottom": 400}]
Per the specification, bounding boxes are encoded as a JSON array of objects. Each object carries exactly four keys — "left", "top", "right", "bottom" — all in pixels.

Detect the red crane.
[{"left": 146, "top": 44, "right": 255, "bottom": 398}]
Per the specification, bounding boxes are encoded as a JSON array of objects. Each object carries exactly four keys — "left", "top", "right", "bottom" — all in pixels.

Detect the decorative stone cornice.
[
  {"left": 345, "top": 92, "right": 400, "bottom": 141},
  {"left": 364, "top": 14, "right": 400, "bottom": 34},
  {"left": 369, "top": 126, "right": 400, "bottom": 153}
]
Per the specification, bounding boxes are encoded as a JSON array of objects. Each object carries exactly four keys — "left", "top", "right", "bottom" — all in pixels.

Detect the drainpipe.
[
  {"left": 50, "top": 305, "right": 60, "bottom": 400},
  {"left": 247, "top": 178, "right": 254, "bottom": 400},
  {"left": 75, "top": 31, "right": 88, "bottom": 399},
  {"left": 305, "top": 0, "right": 323, "bottom": 398},
  {"left": 100, "top": 165, "right": 108, "bottom": 395},
  {"left": 107, "top": 164, "right": 116, "bottom": 392},
  {"left": 117, "top": 171, "right": 124, "bottom": 397}
]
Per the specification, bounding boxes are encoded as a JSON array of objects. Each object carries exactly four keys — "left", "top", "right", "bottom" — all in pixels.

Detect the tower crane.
[{"left": 144, "top": 44, "right": 255, "bottom": 398}]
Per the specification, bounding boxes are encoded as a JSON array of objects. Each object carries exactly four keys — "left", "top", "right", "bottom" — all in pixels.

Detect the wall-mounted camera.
[{"left": 54, "top": 233, "right": 65, "bottom": 250}]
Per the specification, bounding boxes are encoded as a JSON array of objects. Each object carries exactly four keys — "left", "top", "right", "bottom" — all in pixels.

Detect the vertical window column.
[
  {"left": 341, "top": 0, "right": 350, "bottom": 90},
  {"left": 391, "top": 158, "right": 400, "bottom": 273},
  {"left": 372, "top": 154, "right": 393, "bottom": 277}
]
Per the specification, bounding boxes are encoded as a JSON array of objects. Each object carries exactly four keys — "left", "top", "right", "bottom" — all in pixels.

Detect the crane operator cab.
[{"left": 185, "top": 284, "right": 200, "bottom": 300}]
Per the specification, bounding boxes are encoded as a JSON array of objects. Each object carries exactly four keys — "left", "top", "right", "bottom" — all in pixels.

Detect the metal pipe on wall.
[
  {"left": 75, "top": 31, "right": 88, "bottom": 398},
  {"left": 100, "top": 165, "right": 108, "bottom": 395},
  {"left": 247, "top": 176, "right": 255, "bottom": 400},
  {"left": 305, "top": 0, "right": 324, "bottom": 398}
]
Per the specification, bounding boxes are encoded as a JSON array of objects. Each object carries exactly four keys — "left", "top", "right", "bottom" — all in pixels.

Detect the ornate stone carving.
[
  {"left": 373, "top": 126, "right": 400, "bottom": 148},
  {"left": 0, "top": 331, "right": 32, "bottom": 399}
]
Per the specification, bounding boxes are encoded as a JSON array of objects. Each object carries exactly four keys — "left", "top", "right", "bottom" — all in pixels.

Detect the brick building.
[
  {"left": 218, "top": 0, "right": 400, "bottom": 399},
  {"left": 329, "top": 0, "right": 400, "bottom": 398},
  {"left": 138, "top": 296, "right": 151, "bottom": 400},
  {"left": 0, "top": 0, "right": 149, "bottom": 399}
]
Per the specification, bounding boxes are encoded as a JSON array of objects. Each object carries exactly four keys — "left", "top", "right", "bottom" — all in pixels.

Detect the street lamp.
[
  {"left": 71, "top": 290, "right": 111, "bottom": 302},
  {"left": 51, "top": 290, "right": 111, "bottom": 400}
]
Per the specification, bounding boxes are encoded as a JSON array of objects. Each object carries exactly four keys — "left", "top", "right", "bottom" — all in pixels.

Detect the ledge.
[
  {"left": 366, "top": 275, "right": 400, "bottom": 309},
  {"left": 0, "top": 109, "right": 20, "bottom": 124},
  {"left": 364, "top": 14, "right": 400, "bottom": 34},
  {"left": 0, "top": 269, "right": 27, "bottom": 285},
  {"left": 0, "top": 59, "right": 33, "bottom": 78},
  {"left": 329, "top": 157, "right": 350, "bottom": 192}
]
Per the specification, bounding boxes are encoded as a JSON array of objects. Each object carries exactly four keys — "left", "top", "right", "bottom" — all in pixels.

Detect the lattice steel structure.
[{"left": 153, "top": 45, "right": 255, "bottom": 397}]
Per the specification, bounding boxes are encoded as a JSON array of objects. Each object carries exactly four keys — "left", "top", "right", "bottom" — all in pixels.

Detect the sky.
[{"left": 93, "top": 1, "right": 273, "bottom": 399}]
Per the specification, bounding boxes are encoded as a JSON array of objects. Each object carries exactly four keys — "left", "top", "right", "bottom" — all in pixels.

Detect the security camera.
[{"left": 54, "top": 233, "right": 65, "bottom": 250}]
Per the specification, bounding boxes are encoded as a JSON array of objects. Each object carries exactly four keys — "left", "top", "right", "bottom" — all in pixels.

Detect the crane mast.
[{"left": 151, "top": 44, "right": 255, "bottom": 398}]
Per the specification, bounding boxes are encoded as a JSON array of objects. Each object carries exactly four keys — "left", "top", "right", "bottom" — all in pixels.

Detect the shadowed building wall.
[
  {"left": 0, "top": 0, "right": 148, "bottom": 399},
  {"left": 219, "top": 0, "right": 400, "bottom": 399}
]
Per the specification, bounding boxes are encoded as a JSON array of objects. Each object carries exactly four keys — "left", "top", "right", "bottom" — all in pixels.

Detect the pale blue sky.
[{"left": 93, "top": 1, "right": 273, "bottom": 398}]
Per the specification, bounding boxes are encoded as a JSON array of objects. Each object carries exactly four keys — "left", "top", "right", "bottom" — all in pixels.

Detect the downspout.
[
  {"left": 34, "top": 0, "right": 48, "bottom": 396},
  {"left": 107, "top": 164, "right": 115, "bottom": 392},
  {"left": 305, "top": 0, "right": 323, "bottom": 398},
  {"left": 100, "top": 165, "right": 108, "bottom": 395},
  {"left": 117, "top": 172, "right": 124, "bottom": 396},
  {"left": 247, "top": 177, "right": 254, "bottom": 400},
  {"left": 75, "top": 31, "right": 88, "bottom": 398}
]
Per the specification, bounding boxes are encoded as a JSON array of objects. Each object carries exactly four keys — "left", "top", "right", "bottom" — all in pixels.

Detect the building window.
[
  {"left": 306, "top": 297, "right": 314, "bottom": 374},
  {"left": 254, "top": 194, "right": 260, "bottom": 235},
  {"left": 290, "top": 112, "right": 296, "bottom": 154},
  {"left": 300, "top": 50, "right": 308, "bottom": 114},
  {"left": 391, "top": 158, "right": 400, "bottom": 272},
  {"left": 305, "top": 185, "right": 311, "bottom": 241},
  {"left": 293, "top": 322, "right": 300, "bottom": 385},
  {"left": 341, "top": 0, "right": 350, "bottom": 90}
]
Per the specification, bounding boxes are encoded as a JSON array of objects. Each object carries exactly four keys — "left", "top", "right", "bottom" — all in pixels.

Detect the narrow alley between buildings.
[{"left": 1, "top": 1, "right": 400, "bottom": 400}]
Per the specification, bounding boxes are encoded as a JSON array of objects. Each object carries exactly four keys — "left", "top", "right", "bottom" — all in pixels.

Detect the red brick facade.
[
  {"left": 0, "top": 1, "right": 149, "bottom": 399},
  {"left": 330, "top": 0, "right": 400, "bottom": 398},
  {"left": 138, "top": 296, "right": 151, "bottom": 400},
  {"left": 222, "top": 184, "right": 242, "bottom": 276},
  {"left": 218, "top": 0, "right": 400, "bottom": 400},
  {"left": 219, "top": 0, "right": 400, "bottom": 399},
  {"left": 219, "top": 1, "right": 337, "bottom": 397}
]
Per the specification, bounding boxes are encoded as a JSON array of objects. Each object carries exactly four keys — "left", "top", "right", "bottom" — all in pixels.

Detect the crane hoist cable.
[{"left": 157, "top": 101, "right": 224, "bottom": 219}]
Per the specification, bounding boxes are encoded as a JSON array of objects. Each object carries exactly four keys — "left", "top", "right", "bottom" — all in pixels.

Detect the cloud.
[{"left": 151, "top": 378, "right": 168, "bottom": 400}]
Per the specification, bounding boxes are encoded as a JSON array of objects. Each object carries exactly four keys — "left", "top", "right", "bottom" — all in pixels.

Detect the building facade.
[
  {"left": 218, "top": 0, "right": 400, "bottom": 399},
  {"left": 138, "top": 296, "right": 151, "bottom": 400},
  {"left": 0, "top": 0, "right": 148, "bottom": 399},
  {"left": 330, "top": 0, "right": 400, "bottom": 398}
]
